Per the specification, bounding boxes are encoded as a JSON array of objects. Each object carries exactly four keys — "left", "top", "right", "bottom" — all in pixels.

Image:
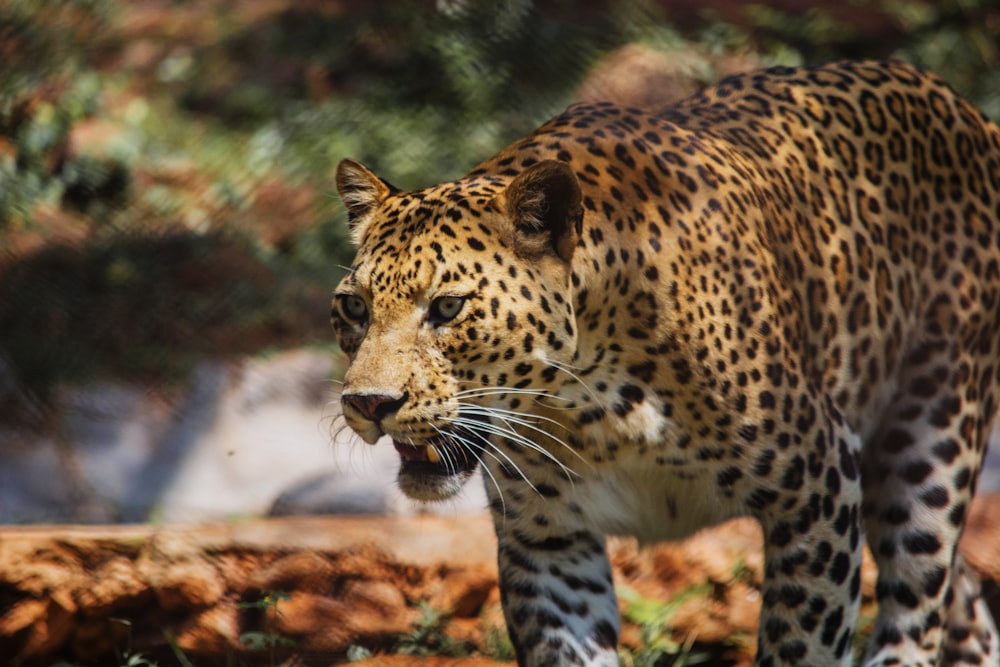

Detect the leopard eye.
[
  {"left": 337, "top": 294, "right": 369, "bottom": 323},
  {"left": 429, "top": 295, "right": 466, "bottom": 324}
]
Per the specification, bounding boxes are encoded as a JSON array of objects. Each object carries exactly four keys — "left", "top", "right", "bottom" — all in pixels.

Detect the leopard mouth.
[
  {"left": 392, "top": 425, "right": 483, "bottom": 501},
  {"left": 392, "top": 434, "right": 478, "bottom": 476}
]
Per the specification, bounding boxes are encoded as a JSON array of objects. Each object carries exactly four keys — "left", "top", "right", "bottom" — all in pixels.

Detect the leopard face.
[{"left": 331, "top": 160, "right": 584, "bottom": 501}]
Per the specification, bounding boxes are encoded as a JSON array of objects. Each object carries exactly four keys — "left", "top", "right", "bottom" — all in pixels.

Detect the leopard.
[{"left": 330, "top": 59, "right": 1000, "bottom": 667}]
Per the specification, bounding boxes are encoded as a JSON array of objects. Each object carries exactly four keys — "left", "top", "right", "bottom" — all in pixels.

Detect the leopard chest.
[
  {"left": 559, "top": 445, "right": 734, "bottom": 542},
  {"left": 512, "top": 380, "right": 735, "bottom": 541}
]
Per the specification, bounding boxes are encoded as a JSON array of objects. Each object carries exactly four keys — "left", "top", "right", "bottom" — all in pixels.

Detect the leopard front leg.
[
  {"left": 751, "top": 407, "right": 866, "bottom": 667},
  {"left": 487, "top": 484, "right": 620, "bottom": 666}
]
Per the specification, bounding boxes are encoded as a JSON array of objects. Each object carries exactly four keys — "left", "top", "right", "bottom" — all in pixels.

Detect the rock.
[
  {"left": 424, "top": 565, "right": 497, "bottom": 618},
  {"left": 269, "top": 471, "right": 394, "bottom": 515},
  {"left": 0, "top": 598, "right": 73, "bottom": 658},
  {"left": 171, "top": 605, "right": 237, "bottom": 655},
  {"left": 76, "top": 556, "right": 151, "bottom": 613},
  {"left": 0, "top": 515, "right": 500, "bottom": 664},
  {"left": 0, "top": 495, "right": 997, "bottom": 665}
]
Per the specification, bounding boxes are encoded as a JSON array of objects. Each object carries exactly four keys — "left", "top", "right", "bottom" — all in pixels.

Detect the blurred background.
[{"left": 2, "top": 0, "right": 999, "bottom": 524}]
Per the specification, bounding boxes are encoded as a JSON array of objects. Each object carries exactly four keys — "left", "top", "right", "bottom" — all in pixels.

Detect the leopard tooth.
[{"left": 426, "top": 444, "right": 441, "bottom": 464}]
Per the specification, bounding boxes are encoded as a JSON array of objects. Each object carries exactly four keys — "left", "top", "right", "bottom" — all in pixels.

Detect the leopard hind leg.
[
  {"left": 940, "top": 554, "right": 999, "bottom": 667},
  {"left": 860, "top": 344, "right": 997, "bottom": 667}
]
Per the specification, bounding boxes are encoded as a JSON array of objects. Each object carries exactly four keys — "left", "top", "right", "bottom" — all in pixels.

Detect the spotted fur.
[{"left": 331, "top": 60, "right": 1000, "bottom": 666}]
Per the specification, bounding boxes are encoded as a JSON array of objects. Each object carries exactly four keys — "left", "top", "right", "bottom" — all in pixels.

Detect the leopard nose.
[{"left": 342, "top": 392, "right": 408, "bottom": 422}]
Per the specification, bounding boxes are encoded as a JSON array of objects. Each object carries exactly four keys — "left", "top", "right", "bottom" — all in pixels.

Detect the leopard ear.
[
  {"left": 499, "top": 160, "right": 582, "bottom": 263},
  {"left": 335, "top": 159, "right": 397, "bottom": 243}
]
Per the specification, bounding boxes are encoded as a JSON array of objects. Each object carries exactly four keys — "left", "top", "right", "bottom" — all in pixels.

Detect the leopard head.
[{"left": 331, "top": 158, "right": 583, "bottom": 501}]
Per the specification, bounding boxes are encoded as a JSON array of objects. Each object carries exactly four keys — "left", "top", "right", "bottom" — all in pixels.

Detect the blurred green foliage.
[{"left": 1, "top": 0, "right": 999, "bottom": 404}]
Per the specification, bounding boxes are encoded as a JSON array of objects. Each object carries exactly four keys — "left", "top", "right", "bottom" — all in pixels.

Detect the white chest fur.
[{"left": 568, "top": 449, "right": 733, "bottom": 543}]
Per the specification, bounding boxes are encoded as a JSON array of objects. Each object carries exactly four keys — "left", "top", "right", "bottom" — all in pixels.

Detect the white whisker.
[
  {"left": 431, "top": 424, "right": 506, "bottom": 515},
  {"left": 456, "top": 404, "right": 588, "bottom": 472},
  {"left": 545, "top": 358, "right": 605, "bottom": 407},
  {"left": 449, "top": 415, "right": 580, "bottom": 485},
  {"left": 459, "top": 428, "right": 545, "bottom": 498},
  {"left": 459, "top": 402, "right": 571, "bottom": 434},
  {"left": 453, "top": 386, "right": 571, "bottom": 403},
  {"left": 323, "top": 408, "right": 381, "bottom": 477}
]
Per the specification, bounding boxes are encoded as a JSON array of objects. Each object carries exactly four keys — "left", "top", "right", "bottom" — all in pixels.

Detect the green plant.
[
  {"left": 394, "top": 600, "right": 468, "bottom": 658},
  {"left": 483, "top": 622, "right": 517, "bottom": 661},
  {"left": 619, "top": 584, "right": 714, "bottom": 667},
  {"left": 346, "top": 644, "right": 373, "bottom": 661},
  {"left": 109, "top": 618, "right": 159, "bottom": 667},
  {"left": 730, "top": 557, "right": 758, "bottom": 587},
  {"left": 237, "top": 590, "right": 296, "bottom": 665},
  {"left": 162, "top": 630, "right": 198, "bottom": 667},
  {"left": 852, "top": 607, "right": 878, "bottom": 664}
]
